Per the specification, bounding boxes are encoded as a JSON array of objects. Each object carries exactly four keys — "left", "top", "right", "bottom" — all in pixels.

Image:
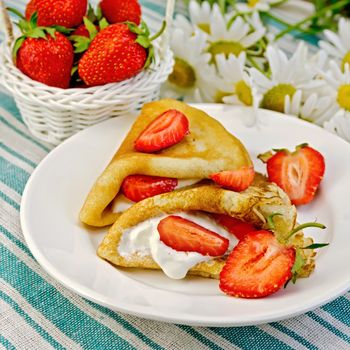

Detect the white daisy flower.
[
  {"left": 319, "top": 18, "right": 350, "bottom": 71},
  {"left": 250, "top": 43, "right": 326, "bottom": 114},
  {"left": 236, "top": 0, "right": 283, "bottom": 13},
  {"left": 206, "top": 8, "right": 266, "bottom": 63},
  {"left": 167, "top": 28, "right": 217, "bottom": 102},
  {"left": 321, "top": 61, "right": 350, "bottom": 142}
]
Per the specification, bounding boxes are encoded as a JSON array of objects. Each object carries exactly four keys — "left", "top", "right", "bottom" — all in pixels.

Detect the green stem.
[
  {"left": 275, "top": 0, "right": 350, "bottom": 40},
  {"left": 149, "top": 20, "right": 166, "bottom": 41},
  {"left": 287, "top": 222, "right": 326, "bottom": 240},
  {"left": 247, "top": 55, "right": 265, "bottom": 74}
]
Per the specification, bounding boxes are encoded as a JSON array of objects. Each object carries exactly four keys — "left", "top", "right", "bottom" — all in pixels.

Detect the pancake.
[
  {"left": 97, "top": 174, "right": 316, "bottom": 279},
  {"left": 79, "top": 99, "right": 253, "bottom": 227}
]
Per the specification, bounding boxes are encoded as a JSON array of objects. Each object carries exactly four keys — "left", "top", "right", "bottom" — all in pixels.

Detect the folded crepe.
[
  {"left": 80, "top": 98, "right": 252, "bottom": 227},
  {"left": 98, "top": 174, "right": 315, "bottom": 279}
]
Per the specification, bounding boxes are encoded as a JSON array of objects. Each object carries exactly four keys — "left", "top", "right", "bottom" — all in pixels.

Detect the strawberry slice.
[
  {"left": 210, "top": 166, "right": 255, "bottom": 192},
  {"left": 220, "top": 230, "right": 295, "bottom": 298},
  {"left": 211, "top": 214, "right": 256, "bottom": 240},
  {"left": 259, "top": 144, "right": 325, "bottom": 205},
  {"left": 158, "top": 215, "right": 229, "bottom": 256},
  {"left": 134, "top": 109, "right": 189, "bottom": 153},
  {"left": 121, "top": 175, "right": 178, "bottom": 202}
]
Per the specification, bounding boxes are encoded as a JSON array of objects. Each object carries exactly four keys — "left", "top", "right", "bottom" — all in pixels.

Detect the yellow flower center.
[
  {"left": 337, "top": 84, "right": 350, "bottom": 111},
  {"left": 261, "top": 84, "right": 296, "bottom": 113},
  {"left": 341, "top": 52, "right": 350, "bottom": 72},
  {"left": 235, "top": 80, "right": 253, "bottom": 106},
  {"left": 248, "top": 0, "right": 260, "bottom": 7},
  {"left": 208, "top": 41, "right": 245, "bottom": 63},
  {"left": 168, "top": 57, "right": 196, "bottom": 88},
  {"left": 198, "top": 23, "right": 210, "bottom": 34},
  {"left": 214, "top": 91, "right": 231, "bottom": 103}
]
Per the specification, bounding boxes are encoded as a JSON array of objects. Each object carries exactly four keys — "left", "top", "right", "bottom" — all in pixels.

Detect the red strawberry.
[
  {"left": 259, "top": 144, "right": 325, "bottom": 205},
  {"left": 121, "top": 175, "right": 178, "bottom": 202},
  {"left": 211, "top": 214, "right": 256, "bottom": 240},
  {"left": 210, "top": 166, "right": 255, "bottom": 192},
  {"left": 78, "top": 21, "right": 163, "bottom": 86},
  {"left": 72, "top": 24, "right": 98, "bottom": 37},
  {"left": 158, "top": 216, "right": 229, "bottom": 256},
  {"left": 25, "top": 0, "right": 87, "bottom": 28},
  {"left": 100, "top": 0, "right": 141, "bottom": 25},
  {"left": 135, "top": 110, "right": 190, "bottom": 153},
  {"left": 220, "top": 230, "right": 295, "bottom": 298},
  {"left": 10, "top": 12, "right": 74, "bottom": 88}
]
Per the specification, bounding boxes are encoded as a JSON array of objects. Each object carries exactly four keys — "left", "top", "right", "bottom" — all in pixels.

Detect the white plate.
[{"left": 21, "top": 104, "right": 350, "bottom": 327}]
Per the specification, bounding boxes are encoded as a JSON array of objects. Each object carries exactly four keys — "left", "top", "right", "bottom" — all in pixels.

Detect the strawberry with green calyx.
[
  {"left": 258, "top": 143, "right": 325, "bottom": 206},
  {"left": 78, "top": 20, "right": 166, "bottom": 86},
  {"left": 219, "top": 214, "right": 327, "bottom": 298},
  {"left": 25, "top": 0, "right": 87, "bottom": 28},
  {"left": 9, "top": 10, "right": 74, "bottom": 89}
]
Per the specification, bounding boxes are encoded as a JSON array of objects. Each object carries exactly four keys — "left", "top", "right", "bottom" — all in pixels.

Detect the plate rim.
[{"left": 20, "top": 104, "right": 350, "bottom": 327}]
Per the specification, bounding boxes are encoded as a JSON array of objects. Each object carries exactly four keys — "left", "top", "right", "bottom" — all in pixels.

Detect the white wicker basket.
[{"left": 0, "top": 1, "right": 175, "bottom": 145}]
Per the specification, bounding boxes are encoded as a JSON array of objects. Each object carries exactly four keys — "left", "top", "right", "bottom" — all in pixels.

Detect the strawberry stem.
[
  {"left": 287, "top": 222, "right": 326, "bottom": 240},
  {"left": 267, "top": 213, "right": 282, "bottom": 230},
  {"left": 149, "top": 20, "right": 166, "bottom": 41}
]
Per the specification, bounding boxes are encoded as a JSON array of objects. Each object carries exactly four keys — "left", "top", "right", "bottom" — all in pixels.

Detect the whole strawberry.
[
  {"left": 78, "top": 21, "right": 164, "bottom": 86},
  {"left": 25, "top": 0, "right": 87, "bottom": 28},
  {"left": 100, "top": 0, "right": 141, "bottom": 25},
  {"left": 11, "top": 12, "right": 74, "bottom": 88}
]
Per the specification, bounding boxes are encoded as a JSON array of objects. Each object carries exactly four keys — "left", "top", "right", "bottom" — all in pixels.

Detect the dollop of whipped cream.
[
  {"left": 117, "top": 211, "right": 238, "bottom": 279},
  {"left": 112, "top": 179, "right": 201, "bottom": 213}
]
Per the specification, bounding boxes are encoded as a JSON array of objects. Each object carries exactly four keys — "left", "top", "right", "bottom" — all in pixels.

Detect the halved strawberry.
[
  {"left": 158, "top": 215, "right": 229, "bottom": 256},
  {"left": 219, "top": 230, "right": 295, "bottom": 298},
  {"left": 211, "top": 214, "right": 256, "bottom": 240},
  {"left": 259, "top": 144, "right": 325, "bottom": 205},
  {"left": 121, "top": 175, "right": 178, "bottom": 202},
  {"left": 210, "top": 166, "right": 255, "bottom": 192},
  {"left": 134, "top": 109, "right": 189, "bottom": 153}
]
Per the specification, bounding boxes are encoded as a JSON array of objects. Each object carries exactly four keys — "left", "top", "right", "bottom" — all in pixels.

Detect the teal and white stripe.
[{"left": 1, "top": 1, "right": 350, "bottom": 349}]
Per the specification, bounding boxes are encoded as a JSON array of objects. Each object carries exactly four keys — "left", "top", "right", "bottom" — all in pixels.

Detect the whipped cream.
[
  {"left": 112, "top": 179, "right": 201, "bottom": 213},
  {"left": 118, "top": 211, "right": 238, "bottom": 279}
]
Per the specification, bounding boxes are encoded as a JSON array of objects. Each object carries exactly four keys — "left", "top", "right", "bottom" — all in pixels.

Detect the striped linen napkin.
[{"left": 1, "top": 1, "right": 350, "bottom": 349}]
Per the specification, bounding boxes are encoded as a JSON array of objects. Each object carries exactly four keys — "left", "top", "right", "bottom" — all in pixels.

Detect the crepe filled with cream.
[
  {"left": 97, "top": 174, "right": 315, "bottom": 279},
  {"left": 80, "top": 98, "right": 252, "bottom": 227}
]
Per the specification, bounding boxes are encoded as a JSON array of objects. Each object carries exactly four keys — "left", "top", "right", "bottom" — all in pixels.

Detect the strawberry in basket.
[
  {"left": 25, "top": 0, "right": 87, "bottom": 28},
  {"left": 9, "top": 10, "right": 74, "bottom": 89},
  {"left": 78, "top": 21, "right": 166, "bottom": 86}
]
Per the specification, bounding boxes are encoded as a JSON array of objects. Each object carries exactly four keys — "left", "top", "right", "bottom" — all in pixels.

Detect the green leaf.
[
  {"left": 99, "top": 18, "right": 109, "bottom": 31},
  {"left": 135, "top": 35, "right": 150, "bottom": 48},
  {"left": 83, "top": 17, "right": 98, "bottom": 40},
  {"left": 45, "top": 27, "right": 56, "bottom": 39},
  {"left": 144, "top": 45, "right": 154, "bottom": 69},
  {"left": 12, "top": 36, "right": 26, "bottom": 62},
  {"left": 30, "top": 27, "right": 47, "bottom": 39},
  {"left": 6, "top": 7, "right": 25, "bottom": 20},
  {"left": 71, "top": 65, "right": 79, "bottom": 76},
  {"left": 29, "top": 12, "right": 38, "bottom": 28},
  {"left": 52, "top": 26, "right": 73, "bottom": 34},
  {"left": 127, "top": 22, "right": 143, "bottom": 35},
  {"left": 302, "top": 243, "right": 329, "bottom": 249},
  {"left": 96, "top": 5, "right": 103, "bottom": 21},
  {"left": 18, "top": 18, "right": 30, "bottom": 33},
  {"left": 69, "top": 35, "right": 91, "bottom": 53},
  {"left": 291, "top": 248, "right": 305, "bottom": 275},
  {"left": 87, "top": 3, "right": 97, "bottom": 23},
  {"left": 140, "top": 21, "right": 150, "bottom": 37}
]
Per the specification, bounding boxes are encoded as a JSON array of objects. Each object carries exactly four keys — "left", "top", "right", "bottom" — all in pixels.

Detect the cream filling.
[
  {"left": 112, "top": 179, "right": 201, "bottom": 213},
  {"left": 117, "top": 211, "right": 238, "bottom": 279}
]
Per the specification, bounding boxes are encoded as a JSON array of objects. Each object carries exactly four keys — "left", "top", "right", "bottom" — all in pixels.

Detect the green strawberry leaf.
[
  {"left": 96, "top": 5, "right": 103, "bottom": 21},
  {"left": 140, "top": 21, "right": 150, "bottom": 37},
  {"left": 12, "top": 36, "right": 26, "bottom": 61},
  {"left": 144, "top": 45, "right": 155, "bottom": 69},
  {"left": 29, "top": 12, "right": 38, "bottom": 28},
  {"left": 127, "top": 22, "right": 143, "bottom": 35},
  {"left": 302, "top": 243, "right": 329, "bottom": 249},
  {"left": 6, "top": 7, "right": 25, "bottom": 20},
  {"left": 87, "top": 3, "right": 97, "bottom": 23},
  {"left": 52, "top": 26, "right": 73, "bottom": 35},
  {"left": 83, "top": 17, "right": 98, "bottom": 40},
  {"left": 45, "top": 27, "right": 57, "bottom": 39},
  {"left": 69, "top": 35, "right": 91, "bottom": 53},
  {"left": 135, "top": 35, "right": 151, "bottom": 48},
  {"left": 30, "top": 27, "right": 47, "bottom": 39},
  {"left": 99, "top": 18, "right": 109, "bottom": 31},
  {"left": 71, "top": 65, "right": 79, "bottom": 76}
]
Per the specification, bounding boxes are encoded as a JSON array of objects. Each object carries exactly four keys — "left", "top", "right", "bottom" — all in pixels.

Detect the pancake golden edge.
[
  {"left": 97, "top": 174, "right": 316, "bottom": 279},
  {"left": 80, "top": 98, "right": 252, "bottom": 227}
]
